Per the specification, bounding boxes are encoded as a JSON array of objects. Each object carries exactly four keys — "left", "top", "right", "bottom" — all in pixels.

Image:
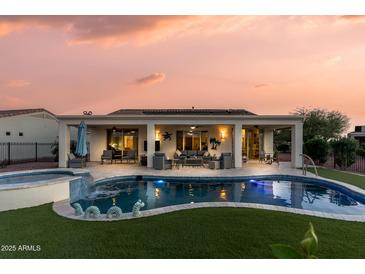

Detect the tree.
[
  {"left": 356, "top": 144, "right": 365, "bottom": 157},
  {"left": 330, "top": 137, "right": 358, "bottom": 168},
  {"left": 304, "top": 137, "right": 329, "bottom": 164},
  {"left": 293, "top": 107, "right": 350, "bottom": 142},
  {"left": 274, "top": 128, "right": 291, "bottom": 152}
]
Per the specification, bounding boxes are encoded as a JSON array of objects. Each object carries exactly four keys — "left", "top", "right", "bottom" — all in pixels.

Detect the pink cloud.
[
  {"left": 254, "top": 83, "right": 270, "bottom": 88},
  {"left": 339, "top": 15, "right": 365, "bottom": 22},
  {"left": 0, "top": 16, "right": 255, "bottom": 47},
  {"left": 5, "top": 79, "right": 31, "bottom": 88},
  {"left": 134, "top": 72, "right": 166, "bottom": 86},
  {"left": 0, "top": 95, "right": 29, "bottom": 108}
]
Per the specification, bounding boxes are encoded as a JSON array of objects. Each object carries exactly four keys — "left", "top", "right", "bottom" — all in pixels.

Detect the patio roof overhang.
[{"left": 57, "top": 114, "right": 303, "bottom": 127}]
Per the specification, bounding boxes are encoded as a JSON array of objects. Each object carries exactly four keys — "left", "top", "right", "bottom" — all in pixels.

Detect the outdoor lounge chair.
[
  {"left": 68, "top": 153, "right": 86, "bottom": 168},
  {"left": 122, "top": 150, "right": 136, "bottom": 163},
  {"left": 153, "top": 152, "right": 172, "bottom": 170},
  {"left": 101, "top": 150, "right": 113, "bottom": 164}
]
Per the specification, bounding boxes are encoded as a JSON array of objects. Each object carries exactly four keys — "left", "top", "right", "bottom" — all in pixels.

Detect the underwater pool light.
[{"left": 249, "top": 179, "right": 257, "bottom": 183}]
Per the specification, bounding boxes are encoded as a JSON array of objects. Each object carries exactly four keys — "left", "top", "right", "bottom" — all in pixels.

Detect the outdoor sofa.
[{"left": 174, "top": 149, "right": 212, "bottom": 163}]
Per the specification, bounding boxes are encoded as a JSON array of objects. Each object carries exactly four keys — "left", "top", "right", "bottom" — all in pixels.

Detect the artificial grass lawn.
[
  {"left": 309, "top": 167, "right": 365, "bottom": 190},
  {"left": 0, "top": 204, "right": 364, "bottom": 258}
]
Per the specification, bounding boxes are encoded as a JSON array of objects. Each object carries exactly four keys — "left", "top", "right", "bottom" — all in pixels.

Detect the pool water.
[
  {"left": 73, "top": 179, "right": 365, "bottom": 215},
  {"left": 0, "top": 173, "right": 69, "bottom": 185}
]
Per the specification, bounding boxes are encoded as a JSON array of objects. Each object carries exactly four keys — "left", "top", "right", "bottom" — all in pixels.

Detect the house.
[
  {"left": 348, "top": 125, "right": 365, "bottom": 145},
  {"left": 57, "top": 108, "right": 303, "bottom": 168},
  {"left": 0, "top": 108, "right": 59, "bottom": 143}
]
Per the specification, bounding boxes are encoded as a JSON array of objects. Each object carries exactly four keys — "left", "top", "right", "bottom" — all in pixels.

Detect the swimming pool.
[
  {"left": 72, "top": 176, "right": 365, "bottom": 216},
  {"left": 0, "top": 173, "right": 70, "bottom": 185},
  {"left": 0, "top": 169, "right": 89, "bottom": 212}
]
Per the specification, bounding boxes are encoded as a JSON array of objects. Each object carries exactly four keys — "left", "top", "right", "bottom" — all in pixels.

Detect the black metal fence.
[
  {"left": 324, "top": 155, "right": 365, "bottom": 174},
  {"left": 0, "top": 142, "right": 55, "bottom": 166}
]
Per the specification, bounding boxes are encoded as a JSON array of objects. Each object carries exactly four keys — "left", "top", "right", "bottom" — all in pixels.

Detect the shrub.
[
  {"left": 330, "top": 137, "right": 358, "bottom": 168},
  {"left": 304, "top": 137, "right": 329, "bottom": 164},
  {"left": 276, "top": 143, "right": 290, "bottom": 153},
  {"left": 356, "top": 144, "right": 365, "bottom": 157}
]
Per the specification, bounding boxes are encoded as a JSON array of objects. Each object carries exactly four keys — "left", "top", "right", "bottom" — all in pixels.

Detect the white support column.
[
  {"left": 147, "top": 122, "right": 155, "bottom": 168},
  {"left": 263, "top": 128, "right": 274, "bottom": 155},
  {"left": 234, "top": 123, "right": 243, "bottom": 168},
  {"left": 291, "top": 123, "right": 303, "bottom": 168},
  {"left": 58, "top": 122, "right": 70, "bottom": 168}
]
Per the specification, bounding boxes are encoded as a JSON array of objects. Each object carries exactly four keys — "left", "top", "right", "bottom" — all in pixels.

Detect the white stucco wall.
[
  {"left": 0, "top": 113, "right": 59, "bottom": 143},
  {"left": 263, "top": 128, "right": 274, "bottom": 154},
  {"left": 0, "top": 179, "right": 70, "bottom": 212}
]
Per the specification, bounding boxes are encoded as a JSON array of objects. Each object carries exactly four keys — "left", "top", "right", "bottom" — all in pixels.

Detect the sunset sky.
[{"left": 0, "top": 16, "right": 364, "bottom": 130}]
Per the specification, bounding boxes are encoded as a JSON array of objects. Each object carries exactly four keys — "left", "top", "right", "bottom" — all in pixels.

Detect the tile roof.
[
  {"left": 109, "top": 108, "right": 256, "bottom": 116},
  {"left": 0, "top": 108, "right": 55, "bottom": 119}
]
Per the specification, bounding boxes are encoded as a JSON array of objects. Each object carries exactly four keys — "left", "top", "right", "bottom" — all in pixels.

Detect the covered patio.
[
  {"left": 57, "top": 109, "right": 303, "bottom": 171},
  {"left": 84, "top": 161, "right": 306, "bottom": 181}
]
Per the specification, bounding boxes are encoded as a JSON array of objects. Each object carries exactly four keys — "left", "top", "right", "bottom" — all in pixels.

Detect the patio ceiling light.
[{"left": 190, "top": 126, "right": 196, "bottom": 130}]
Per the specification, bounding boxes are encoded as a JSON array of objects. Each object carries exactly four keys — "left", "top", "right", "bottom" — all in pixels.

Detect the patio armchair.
[
  {"left": 101, "top": 150, "right": 113, "bottom": 164},
  {"left": 264, "top": 153, "right": 273, "bottom": 165},
  {"left": 122, "top": 150, "right": 136, "bottom": 164},
  {"left": 111, "top": 148, "right": 122, "bottom": 162},
  {"left": 68, "top": 153, "right": 86, "bottom": 168},
  {"left": 259, "top": 151, "right": 265, "bottom": 163},
  {"left": 219, "top": 152, "right": 232, "bottom": 169},
  {"left": 153, "top": 152, "right": 172, "bottom": 170}
]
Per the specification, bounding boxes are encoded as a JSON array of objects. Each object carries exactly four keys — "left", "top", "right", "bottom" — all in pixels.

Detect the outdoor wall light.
[
  {"left": 155, "top": 130, "right": 160, "bottom": 140},
  {"left": 220, "top": 130, "right": 226, "bottom": 140}
]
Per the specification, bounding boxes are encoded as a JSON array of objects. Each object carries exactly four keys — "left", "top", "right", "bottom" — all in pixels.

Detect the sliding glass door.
[
  {"left": 107, "top": 128, "right": 138, "bottom": 156},
  {"left": 176, "top": 130, "right": 208, "bottom": 151}
]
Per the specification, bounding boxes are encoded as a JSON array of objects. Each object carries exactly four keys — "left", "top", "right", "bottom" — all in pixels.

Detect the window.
[
  {"left": 5, "top": 131, "right": 10, "bottom": 136},
  {"left": 355, "top": 126, "right": 361, "bottom": 132},
  {"left": 19, "top": 132, "right": 23, "bottom": 137},
  {"left": 176, "top": 130, "right": 208, "bottom": 151},
  {"left": 176, "top": 131, "right": 183, "bottom": 151}
]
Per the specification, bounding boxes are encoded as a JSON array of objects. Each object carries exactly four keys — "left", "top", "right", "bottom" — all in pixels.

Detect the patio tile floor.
[{"left": 85, "top": 161, "right": 308, "bottom": 181}]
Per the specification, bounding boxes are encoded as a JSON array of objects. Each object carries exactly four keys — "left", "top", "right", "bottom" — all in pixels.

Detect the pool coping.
[{"left": 53, "top": 198, "right": 365, "bottom": 222}]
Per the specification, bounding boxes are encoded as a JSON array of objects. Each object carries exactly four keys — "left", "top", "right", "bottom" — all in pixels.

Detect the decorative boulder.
[
  {"left": 106, "top": 206, "right": 123, "bottom": 219},
  {"left": 72, "top": 203, "right": 84, "bottom": 216},
  {"left": 84, "top": 206, "right": 101, "bottom": 219},
  {"left": 132, "top": 199, "right": 145, "bottom": 217}
]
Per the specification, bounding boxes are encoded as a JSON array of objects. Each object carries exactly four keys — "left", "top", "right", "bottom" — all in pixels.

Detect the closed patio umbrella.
[{"left": 75, "top": 121, "right": 88, "bottom": 159}]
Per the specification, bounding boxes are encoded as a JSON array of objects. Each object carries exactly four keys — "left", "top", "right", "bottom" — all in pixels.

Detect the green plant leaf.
[
  {"left": 301, "top": 222, "right": 318, "bottom": 256},
  {"left": 270, "top": 244, "right": 303, "bottom": 259}
]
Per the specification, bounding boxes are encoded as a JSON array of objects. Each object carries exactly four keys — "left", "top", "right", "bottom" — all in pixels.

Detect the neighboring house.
[
  {"left": 0, "top": 108, "right": 60, "bottom": 163},
  {"left": 57, "top": 108, "right": 304, "bottom": 168},
  {"left": 348, "top": 125, "right": 365, "bottom": 145},
  {"left": 0, "top": 108, "right": 59, "bottom": 143}
]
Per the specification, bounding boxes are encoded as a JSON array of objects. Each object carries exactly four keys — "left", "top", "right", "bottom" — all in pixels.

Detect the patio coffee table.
[
  {"left": 171, "top": 158, "right": 184, "bottom": 169},
  {"left": 183, "top": 158, "right": 203, "bottom": 167}
]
